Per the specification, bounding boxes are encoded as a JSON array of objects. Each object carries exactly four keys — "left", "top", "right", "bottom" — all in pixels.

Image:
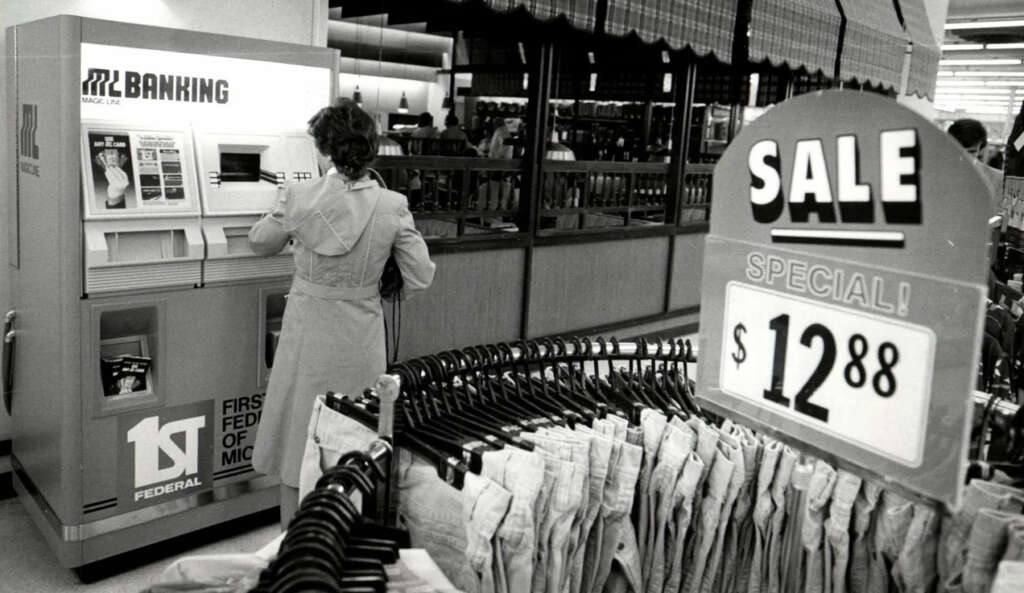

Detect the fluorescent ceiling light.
[
  {"left": 936, "top": 99, "right": 1010, "bottom": 104},
  {"left": 939, "top": 58, "right": 1022, "bottom": 66},
  {"left": 988, "top": 43, "right": 1024, "bottom": 50},
  {"left": 942, "top": 70, "right": 1024, "bottom": 77},
  {"left": 946, "top": 20, "right": 1024, "bottom": 30},
  {"left": 935, "top": 88, "right": 1013, "bottom": 94},
  {"left": 942, "top": 44, "right": 984, "bottom": 51},
  {"left": 938, "top": 80, "right": 1024, "bottom": 87},
  {"left": 936, "top": 96, "right": 1013, "bottom": 102},
  {"left": 937, "top": 80, "right": 993, "bottom": 86},
  {"left": 935, "top": 105, "right": 1010, "bottom": 112}
]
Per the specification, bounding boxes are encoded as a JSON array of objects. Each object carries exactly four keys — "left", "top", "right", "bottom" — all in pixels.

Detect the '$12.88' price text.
[{"left": 731, "top": 314, "right": 900, "bottom": 424}]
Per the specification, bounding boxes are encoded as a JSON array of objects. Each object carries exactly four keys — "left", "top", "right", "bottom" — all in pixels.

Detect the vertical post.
[
  {"left": 448, "top": 31, "right": 459, "bottom": 113},
  {"left": 666, "top": 60, "right": 696, "bottom": 228},
  {"left": 663, "top": 59, "right": 697, "bottom": 313},
  {"left": 518, "top": 41, "right": 555, "bottom": 339},
  {"left": 641, "top": 100, "right": 654, "bottom": 148}
]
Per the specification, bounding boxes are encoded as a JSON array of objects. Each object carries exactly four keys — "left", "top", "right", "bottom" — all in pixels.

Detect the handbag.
[{"left": 368, "top": 168, "right": 403, "bottom": 303}]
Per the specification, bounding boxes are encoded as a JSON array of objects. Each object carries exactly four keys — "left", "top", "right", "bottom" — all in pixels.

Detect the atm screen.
[{"left": 220, "top": 152, "right": 260, "bottom": 182}]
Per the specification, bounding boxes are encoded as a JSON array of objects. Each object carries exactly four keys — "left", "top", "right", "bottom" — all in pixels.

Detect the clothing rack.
[
  {"left": 386, "top": 336, "right": 696, "bottom": 398},
  {"left": 972, "top": 389, "right": 1024, "bottom": 480},
  {"left": 249, "top": 385, "right": 400, "bottom": 593},
  {"left": 382, "top": 337, "right": 698, "bottom": 487}
]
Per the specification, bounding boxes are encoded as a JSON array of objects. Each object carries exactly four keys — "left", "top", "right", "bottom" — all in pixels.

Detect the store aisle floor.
[{"left": 0, "top": 497, "right": 280, "bottom": 593}]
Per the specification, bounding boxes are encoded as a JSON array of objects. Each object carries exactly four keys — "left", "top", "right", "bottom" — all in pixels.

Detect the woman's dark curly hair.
[{"left": 307, "top": 98, "right": 378, "bottom": 179}]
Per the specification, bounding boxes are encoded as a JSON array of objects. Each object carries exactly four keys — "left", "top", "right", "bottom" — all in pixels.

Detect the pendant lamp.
[
  {"left": 443, "top": 94, "right": 453, "bottom": 109},
  {"left": 353, "top": 85, "right": 363, "bottom": 107},
  {"left": 398, "top": 92, "right": 409, "bottom": 113}
]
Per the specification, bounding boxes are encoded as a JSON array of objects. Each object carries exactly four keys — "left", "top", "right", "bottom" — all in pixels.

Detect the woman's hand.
[{"left": 104, "top": 165, "right": 129, "bottom": 206}]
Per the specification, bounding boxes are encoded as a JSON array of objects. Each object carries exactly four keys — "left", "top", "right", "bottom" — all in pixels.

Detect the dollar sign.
[{"left": 732, "top": 323, "right": 747, "bottom": 369}]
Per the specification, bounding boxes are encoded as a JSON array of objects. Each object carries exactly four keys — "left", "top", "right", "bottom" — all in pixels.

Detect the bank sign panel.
[
  {"left": 696, "top": 91, "right": 990, "bottom": 506},
  {"left": 118, "top": 400, "right": 214, "bottom": 511}
]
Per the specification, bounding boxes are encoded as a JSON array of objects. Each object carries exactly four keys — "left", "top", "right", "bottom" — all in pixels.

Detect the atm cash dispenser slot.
[
  {"left": 202, "top": 216, "right": 294, "bottom": 283},
  {"left": 84, "top": 219, "right": 204, "bottom": 294},
  {"left": 193, "top": 130, "right": 318, "bottom": 217}
]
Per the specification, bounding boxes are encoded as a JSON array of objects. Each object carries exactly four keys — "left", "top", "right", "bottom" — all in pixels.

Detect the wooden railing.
[
  {"left": 680, "top": 163, "right": 713, "bottom": 223},
  {"left": 539, "top": 161, "right": 671, "bottom": 231},
  {"left": 372, "top": 156, "right": 524, "bottom": 239},
  {"left": 370, "top": 156, "right": 714, "bottom": 240}
]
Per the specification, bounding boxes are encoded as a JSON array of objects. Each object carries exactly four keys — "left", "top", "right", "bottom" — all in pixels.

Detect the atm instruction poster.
[{"left": 82, "top": 127, "right": 199, "bottom": 218}]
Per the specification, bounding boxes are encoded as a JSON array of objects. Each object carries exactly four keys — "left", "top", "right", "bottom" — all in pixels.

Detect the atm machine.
[{"left": 4, "top": 16, "right": 336, "bottom": 567}]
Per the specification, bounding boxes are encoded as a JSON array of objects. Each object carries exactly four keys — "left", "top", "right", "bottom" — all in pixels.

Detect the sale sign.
[{"left": 697, "top": 91, "right": 990, "bottom": 506}]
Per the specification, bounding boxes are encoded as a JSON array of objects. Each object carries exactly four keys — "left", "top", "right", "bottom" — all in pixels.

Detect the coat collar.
[{"left": 326, "top": 167, "right": 376, "bottom": 190}]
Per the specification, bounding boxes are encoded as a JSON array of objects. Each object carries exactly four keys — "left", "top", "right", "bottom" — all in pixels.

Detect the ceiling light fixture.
[
  {"left": 939, "top": 58, "right": 1022, "bottom": 66},
  {"left": 987, "top": 43, "right": 1024, "bottom": 50},
  {"left": 946, "top": 19, "right": 1024, "bottom": 30},
  {"left": 942, "top": 70, "right": 1024, "bottom": 77},
  {"left": 941, "top": 44, "right": 984, "bottom": 51}
]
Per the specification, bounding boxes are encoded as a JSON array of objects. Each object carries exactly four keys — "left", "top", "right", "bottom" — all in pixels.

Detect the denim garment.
[
  {"left": 571, "top": 426, "right": 614, "bottom": 593},
  {"left": 801, "top": 460, "right": 838, "bottom": 593},
  {"left": 643, "top": 423, "right": 695, "bottom": 593},
  {"left": 1003, "top": 522, "right": 1024, "bottom": 560},
  {"left": 664, "top": 451, "right": 706, "bottom": 593},
  {"left": 719, "top": 430, "right": 761, "bottom": 593},
  {"left": 849, "top": 481, "right": 882, "bottom": 593},
  {"left": 939, "top": 480, "right": 1024, "bottom": 586},
  {"left": 605, "top": 520, "right": 644, "bottom": 593},
  {"left": 521, "top": 435, "right": 571, "bottom": 593},
  {"left": 990, "top": 559, "right": 1024, "bottom": 592},
  {"left": 683, "top": 418, "right": 722, "bottom": 577},
  {"left": 523, "top": 434, "right": 585, "bottom": 593},
  {"left": 397, "top": 451, "right": 512, "bottom": 593},
  {"left": 700, "top": 431, "right": 746, "bottom": 593},
  {"left": 541, "top": 426, "right": 597, "bottom": 593},
  {"left": 627, "top": 427, "right": 645, "bottom": 448},
  {"left": 688, "top": 419, "right": 720, "bottom": 518},
  {"left": 868, "top": 491, "right": 913, "bottom": 593},
  {"left": 893, "top": 503, "right": 939, "bottom": 593},
  {"left": 748, "top": 440, "right": 782, "bottom": 593},
  {"left": 765, "top": 446, "right": 798, "bottom": 593},
  {"left": 824, "top": 471, "right": 862, "bottom": 593},
  {"left": 297, "top": 396, "right": 378, "bottom": 503},
  {"left": 960, "top": 508, "right": 1024, "bottom": 593},
  {"left": 606, "top": 414, "right": 631, "bottom": 443},
  {"left": 780, "top": 462, "right": 812, "bottom": 593},
  {"left": 681, "top": 445, "right": 736, "bottom": 593},
  {"left": 593, "top": 418, "right": 622, "bottom": 442},
  {"left": 481, "top": 448, "right": 546, "bottom": 593},
  {"left": 584, "top": 440, "right": 624, "bottom": 593},
  {"left": 537, "top": 427, "right": 593, "bottom": 592},
  {"left": 593, "top": 441, "right": 644, "bottom": 593},
  {"left": 638, "top": 410, "right": 669, "bottom": 570}
]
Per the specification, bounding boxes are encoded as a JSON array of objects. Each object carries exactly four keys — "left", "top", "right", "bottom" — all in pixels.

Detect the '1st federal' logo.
[{"left": 118, "top": 401, "right": 213, "bottom": 510}]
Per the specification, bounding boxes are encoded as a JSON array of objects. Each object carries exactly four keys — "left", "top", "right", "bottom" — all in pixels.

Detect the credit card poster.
[
  {"left": 88, "top": 132, "right": 137, "bottom": 210},
  {"left": 88, "top": 131, "right": 188, "bottom": 211}
]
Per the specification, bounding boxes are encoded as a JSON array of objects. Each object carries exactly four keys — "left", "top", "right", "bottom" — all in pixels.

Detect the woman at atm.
[{"left": 247, "top": 99, "right": 436, "bottom": 523}]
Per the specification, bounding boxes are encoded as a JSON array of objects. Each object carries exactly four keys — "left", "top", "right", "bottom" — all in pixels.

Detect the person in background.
[
  {"left": 948, "top": 118, "right": 1004, "bottom": 214},
  {"left": 249, "top": 99, "right": 436, "bottom": 526},
  {"left": 410, "top": 112, "right": 438, "bottom": 155},
  {"left": 488, "top": 117, "right": 516, "bottom": 159},
  {"left": 439, "top": 113, "right": 478, "bottom": 156}
]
